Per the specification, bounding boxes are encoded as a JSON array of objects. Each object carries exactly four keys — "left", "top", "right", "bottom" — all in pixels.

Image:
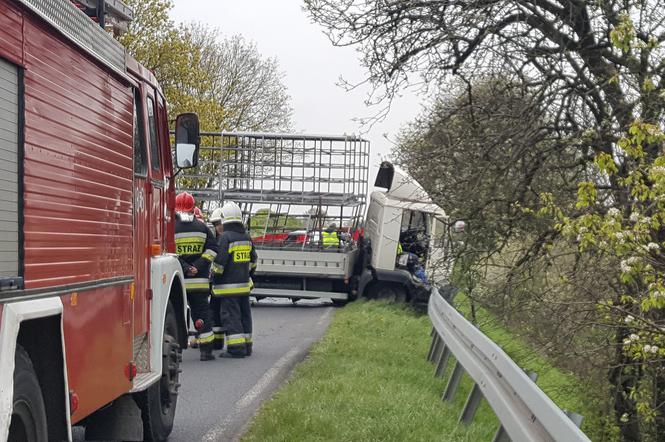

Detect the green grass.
[
  {"left": 243, "top": 299, "right": 604, "bottom": 441},
  {"left": 454, "top": 295, "right": 610, "bottom": 441}
]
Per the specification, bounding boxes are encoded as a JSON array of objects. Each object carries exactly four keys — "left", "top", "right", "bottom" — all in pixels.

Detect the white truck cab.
[{"left": 358, "top": 162, "right": 450, "bottom": 305}]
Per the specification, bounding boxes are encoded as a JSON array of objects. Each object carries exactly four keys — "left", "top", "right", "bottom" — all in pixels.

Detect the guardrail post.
[
  {"left": 430, "top": 335, "right": 445, "bottom": 364},
  {"left": 442, "top": 361, "right": 464, "bottom": 402},
  {"left": 492, "top": 372, "right": 538, "bottom": 442},
  {"left": 564, "top": 410, "right": 585, "bottom": 428},
  {"left": 492, "top": 427, "right": 510, "bottom": 442},
  {"left": 434, "top": 345, "right": 451, "bottom": 378},
  {"left": 459, "top": 382, "right": 483, "bottom": 424},
  {"left": 439, "top": 284, "right": 459, "bottom": 303},
  {"left": 427, "top": 333, "right": 440, "bottom": 362}
]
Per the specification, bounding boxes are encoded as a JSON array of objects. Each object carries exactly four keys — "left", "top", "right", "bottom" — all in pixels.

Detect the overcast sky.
[{"left": 170, "top": 0, "right": 425, "bottom": 173}]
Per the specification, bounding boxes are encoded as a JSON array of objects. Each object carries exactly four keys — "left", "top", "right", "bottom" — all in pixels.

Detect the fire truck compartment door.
[{"left": 0, "top": 58, "right": 19, "bottom": 280}]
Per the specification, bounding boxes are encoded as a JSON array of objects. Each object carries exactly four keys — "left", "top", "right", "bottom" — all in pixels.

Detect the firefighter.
[
  {"left": 210, "top": 202, "right": 257, "bottom": 358},
  {"left": 322, "top": 223, "right": 340, "bottom": 247},
  {"left": 175, "top": 192, "right": 218, "bottom": 361}
]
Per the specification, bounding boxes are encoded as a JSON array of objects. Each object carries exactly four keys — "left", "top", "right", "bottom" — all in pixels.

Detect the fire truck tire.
[
  {"left": 135, "top": 302, "right": 181, "bottom": 442},
  {"left": 9, "top": 345, "right": 48, "bottom": 442}
]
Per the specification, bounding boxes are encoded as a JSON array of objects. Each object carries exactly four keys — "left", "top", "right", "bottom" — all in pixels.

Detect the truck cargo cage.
[{"left": 177, "top": 131, "right": 370, "bottom": 252}]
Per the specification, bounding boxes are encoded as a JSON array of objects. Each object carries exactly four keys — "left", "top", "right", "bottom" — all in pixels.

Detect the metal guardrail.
[{"left": 427, "top": 287, "right": 591, "bottom": 442}]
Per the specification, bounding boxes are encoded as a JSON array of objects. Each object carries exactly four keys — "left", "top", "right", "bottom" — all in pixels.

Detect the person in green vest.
[{"left": 322, "top": 223, "right": 340, "bottom": 247}]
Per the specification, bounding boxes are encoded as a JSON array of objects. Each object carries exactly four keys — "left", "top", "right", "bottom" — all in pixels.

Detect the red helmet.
[
  {"left": 194, "top": 207, "right": 203, "bottom": 220},
  {"left": 175, "top": 192, "right": 195, "bottom": 213}
]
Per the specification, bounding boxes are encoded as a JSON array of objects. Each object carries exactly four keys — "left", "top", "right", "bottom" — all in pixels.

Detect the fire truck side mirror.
[{"left": 175, "top": 113, "right": 200, "bottom": 169}]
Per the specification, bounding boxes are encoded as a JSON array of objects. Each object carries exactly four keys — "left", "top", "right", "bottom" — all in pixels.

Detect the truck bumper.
[{"left": 359, "top": 268, "right": 432, "bottom": 306}]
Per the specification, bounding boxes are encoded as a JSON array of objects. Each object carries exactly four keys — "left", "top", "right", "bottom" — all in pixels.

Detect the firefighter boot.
[{"left": 199, "top": 342, "right": 215, "bottom": 361}]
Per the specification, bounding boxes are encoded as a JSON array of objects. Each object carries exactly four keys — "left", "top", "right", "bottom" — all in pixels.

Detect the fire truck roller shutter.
[{"left": 0, "top": 58, "right": 18, "bottom": 279}]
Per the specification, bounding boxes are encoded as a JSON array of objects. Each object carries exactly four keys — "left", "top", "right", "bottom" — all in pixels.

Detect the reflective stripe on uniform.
[
  {"left": 212, "top": 263, "right": 224, "bottom": 274},
  {"left": 175, "top": 236, "right": 206, "bottom": 255},
  {"left": 397, "top": 243, "right": 403, "bottom": 255},
  {"left": 212, "top": 327, "right": 225, "bottom": 340},
  {"left": 202, "top": 249, "right": 218, "bottom": 261},
  {"left": 226, "top": 334, "right": 245, "bottom": 346},
  {"left": 198, "top": 331, "right": 214, "bottom": 344},
  {"left": 228, "top": 241, "right": 252, "bottom": 263},
  {"left": 185, "top": 277, "right": 210, "bottom": 290},
  {"left": 175, "top": 232, "right": 207, "bottom": 240},
  {"left": 212, "top": 282, "right": 252, "bottom": 296},
  {"left": 228, "top": 241, "right": 252, "bottom": 252},
  {"left": 244, "top": 334, "right": 252, "bottom": 343}
]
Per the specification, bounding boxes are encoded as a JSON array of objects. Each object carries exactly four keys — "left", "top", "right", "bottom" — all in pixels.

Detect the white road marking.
[{"left": 201, "top": 308, "right": 333, "bottom": 441}]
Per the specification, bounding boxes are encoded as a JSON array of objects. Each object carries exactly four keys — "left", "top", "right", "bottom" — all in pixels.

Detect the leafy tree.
[
  {"left": 119, "top": 0, "right": 223, "bottom": 127},
  {"left": 396, "top": 77, "right": 581, "bottom": 255},
  {"left": 118, "top": 0, "right": 293, "bottom": 208},
  {"left": 305, "top": 0, "right": 665, "bottom": 439}
]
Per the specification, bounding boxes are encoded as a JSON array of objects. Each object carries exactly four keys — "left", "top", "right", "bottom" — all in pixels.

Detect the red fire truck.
[{"left": 0, "top": 0, "right": 201, "bottom": 440}]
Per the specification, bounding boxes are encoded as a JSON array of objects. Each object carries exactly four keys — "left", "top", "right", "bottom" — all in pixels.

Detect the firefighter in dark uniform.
[
  {"left": 210, "top": 202, "right": 257, "bottom": 358},
  {"left": 175, "top": 192, "right": 218, "bottom": 361},
  {"left": 207, "top": 211, "right": 225, "bottom": 351}
]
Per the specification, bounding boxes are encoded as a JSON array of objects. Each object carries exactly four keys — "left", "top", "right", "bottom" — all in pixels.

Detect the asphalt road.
[
  {"left": 170, "top": 298, "right": 334, "bottom": 442},
  {"left": 72, "top": 298, "right": 334, "bottom": 442}
]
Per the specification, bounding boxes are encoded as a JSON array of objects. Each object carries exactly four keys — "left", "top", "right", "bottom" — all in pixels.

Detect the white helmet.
[
  {"left": 209, "top": 207, "right": 223, "bottom": 223},
  {"left": 217, "top": 201, "right": 242, "bottom": 224}
]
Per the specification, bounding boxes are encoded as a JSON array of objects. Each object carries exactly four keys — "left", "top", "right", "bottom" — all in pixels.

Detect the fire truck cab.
[{"left": 0, "top": 1, "right": 200, "bottom": 440}]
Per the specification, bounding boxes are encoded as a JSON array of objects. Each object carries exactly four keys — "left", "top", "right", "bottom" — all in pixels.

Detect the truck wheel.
[
  {"left": 368, "top": 282, "right": 408, "bottom": 304},
  {"left": 9, "top": 345, "right": 48, "bottom": 442},
  {"left": 136, "top": 302, "right": 182, "bottom": 442},
  {"left": 331, "top": 299, "right": 348, "bottom": 307}
]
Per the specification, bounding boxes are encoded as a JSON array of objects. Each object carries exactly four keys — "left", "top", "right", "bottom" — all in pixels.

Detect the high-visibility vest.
[
  {"left": 322, "top": 231, "right": 340, "bottom": 246},
  {"left": 211, "top": 227, "right": 257, "bottom": 297}
]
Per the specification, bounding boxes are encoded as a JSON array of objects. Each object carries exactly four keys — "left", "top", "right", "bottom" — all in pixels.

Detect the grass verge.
[
  {"left": 454, "top": 294, "right": 609, "bottom": 441},
  {"left": 242, "top": 299, "right": 602, "bottom": 441}
]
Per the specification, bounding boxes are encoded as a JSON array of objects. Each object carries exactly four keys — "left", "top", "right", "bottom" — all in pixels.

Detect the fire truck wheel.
[
  {"left": 9, "top": 345, "right": 48, "bottom": 442},
  {"left": 136, "top": 302, "right": 182, "bottom": 442}
]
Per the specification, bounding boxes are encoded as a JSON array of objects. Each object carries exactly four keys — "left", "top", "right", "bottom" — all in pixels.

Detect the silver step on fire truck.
[{"left": 179, "top": 132, "right": 452, "bottom": 307}]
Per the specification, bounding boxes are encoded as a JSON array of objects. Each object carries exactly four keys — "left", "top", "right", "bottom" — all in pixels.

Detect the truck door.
[
  {"left": 156, "top": 94, "right": 175, "bottom": 253},
  {"left": 0, "top": 57, "right": 19, "bottom": 287},
  {"left": 145, "top": 92, "right": 164, "bottom": 255},
  {"left": 133, "top": 88, "right": 150, "bottom": 337},
  {"left": 427, "top": 216, "right": 450, "bottom": 283}
]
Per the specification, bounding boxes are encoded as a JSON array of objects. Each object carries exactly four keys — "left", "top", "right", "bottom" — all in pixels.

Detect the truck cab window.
[
  {"left": 147, "top": 96, "right": 160, "bottom": 172},
  {"left": 133, "top": 90, "right": 148, "bottom": 176},
  {"left": 400, "top": 210, "right": 429, "bottom": 259},
  {"left": 156, "top": 97, "right": 172, "bottom": 175}
]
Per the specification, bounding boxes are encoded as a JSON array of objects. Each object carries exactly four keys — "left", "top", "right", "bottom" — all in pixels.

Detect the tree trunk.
[
  {"left": 654, "top": 367, "right": 665, "bottom": 439},
  {"left": 609, "top": 326, "right": 642, "bottom": 442}
]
